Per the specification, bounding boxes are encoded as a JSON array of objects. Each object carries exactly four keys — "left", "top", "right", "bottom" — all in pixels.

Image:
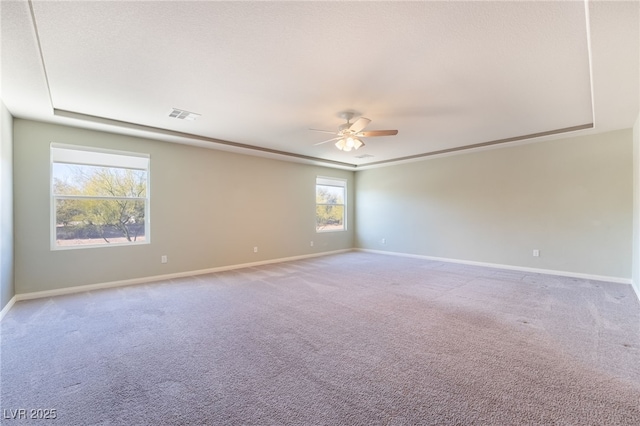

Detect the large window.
[
  {"left": 316, "top": 177, "right": 346, "bottom": 232},
  {"left": 51, "top": 144, "right": 150, "bottom": 249}
]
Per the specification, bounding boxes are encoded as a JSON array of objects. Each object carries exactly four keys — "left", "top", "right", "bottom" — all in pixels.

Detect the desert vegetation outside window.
[
  {"left": 316, "top": 177, "right": 346, "bottom": 232},
  {"left": 51, "top": 144, "right": 150, "bottom": 249}
]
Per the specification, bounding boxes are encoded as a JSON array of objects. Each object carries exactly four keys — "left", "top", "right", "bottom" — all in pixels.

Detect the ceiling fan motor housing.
[{"left": 338, "top": 123, "right": 352, "bottom": 133}]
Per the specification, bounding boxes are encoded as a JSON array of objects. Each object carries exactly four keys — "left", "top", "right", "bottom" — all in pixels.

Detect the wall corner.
[{"left": 632, "top": 111, "right": 640, "bottom": 302}]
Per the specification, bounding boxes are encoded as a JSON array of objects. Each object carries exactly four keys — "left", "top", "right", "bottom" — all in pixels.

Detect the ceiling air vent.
[
  {"left": 168, "top": 108, "right": 201, "bottom": 121},
  {"left": 354, "top": 154, "right": 374, "bottom": 159}
]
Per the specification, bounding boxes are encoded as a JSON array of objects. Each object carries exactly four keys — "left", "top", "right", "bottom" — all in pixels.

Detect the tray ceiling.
[{"left": 2, "top": 1, "right": 638, "bottom": 169}]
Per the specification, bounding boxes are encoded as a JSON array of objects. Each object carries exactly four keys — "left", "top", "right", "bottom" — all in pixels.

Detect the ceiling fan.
[{"left": 311, "top": 112, "right": 398, "bottom": 151}]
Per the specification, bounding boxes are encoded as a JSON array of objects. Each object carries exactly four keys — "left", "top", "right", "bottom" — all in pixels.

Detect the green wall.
[
  {"left": 355, "top": 130, "right": 633, "bottom": 280},
  {"left": 8, "top": 118, "right": 638, "bottom": 298},
  {"left": 1, "top": 101, "right": 14, "bottom": 310},
  {"left": 13, "top": 119, "right": 354, "bottom": 294},
  {"left": 632, "top": 112, "right": 640, "bottom": 297}
]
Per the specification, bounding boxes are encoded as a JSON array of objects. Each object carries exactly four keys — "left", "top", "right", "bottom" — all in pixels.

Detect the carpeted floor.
[{"left": 1, "top": 252, "right": 639, "bottom": 425}]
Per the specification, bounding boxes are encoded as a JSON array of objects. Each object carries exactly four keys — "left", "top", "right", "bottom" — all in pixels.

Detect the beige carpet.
[{"left": 1, "top": 252, "right": 639, "bottom": 425}]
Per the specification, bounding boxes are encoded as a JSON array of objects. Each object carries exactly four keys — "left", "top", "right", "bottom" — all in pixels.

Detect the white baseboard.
[
  {"left": 356, "top": 248, "right": 633, "bottom": 285},
  {"left": 12, "top": 249, "right": 352, "bottom": 304},
  {"left": 632, "top": 282, "right": 640, "bottom": 302},
  {"left": 0, "top": 295, "right": 17, "bottom": 321}
]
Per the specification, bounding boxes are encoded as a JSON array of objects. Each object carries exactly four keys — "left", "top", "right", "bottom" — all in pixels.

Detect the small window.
[
  {"left": 51, "top": 144, "right": 150, "bottom": 249},
  {"left": 316, "top": 177, "right": 346, "bottom": 232}
]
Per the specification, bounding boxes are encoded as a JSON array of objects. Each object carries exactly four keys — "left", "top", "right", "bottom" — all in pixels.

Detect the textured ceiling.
[{"left": 2, "top": 1, "right": 639, "bottom": 170}]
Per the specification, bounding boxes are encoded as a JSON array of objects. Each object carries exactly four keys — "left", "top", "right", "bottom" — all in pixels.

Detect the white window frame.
[
  {"left": 50, "top": 143, "right": 150, "bottom": 250},
  {"left": 316, "top": 176, "right": 347, "bottom": 233}
]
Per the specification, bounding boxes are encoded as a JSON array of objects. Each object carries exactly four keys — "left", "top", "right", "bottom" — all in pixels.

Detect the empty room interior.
[{"left": 1, "top": 1, "right": 640, "bottom": 424}]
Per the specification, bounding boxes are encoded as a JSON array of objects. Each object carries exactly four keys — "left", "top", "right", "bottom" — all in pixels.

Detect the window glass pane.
[
  {"left": 51, "top": 144, "right": 150, "bottom": 249},
  {"left": 55, "top": 198, "right": 146, "bottom": 247},
  {"left": 315, "top": 177, "right": 346, "bottom": 232},
  {"left": 316, "top": 184, "right": 344, "bottom": 205},
  {"left": 53, "top": 163, "right": 147, "bottom": 198},
  {"left": 316, "top": 204, "right": 344, "bottom": 231}
]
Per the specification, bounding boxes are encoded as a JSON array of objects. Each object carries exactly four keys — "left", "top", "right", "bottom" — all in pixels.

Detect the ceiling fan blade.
[
  {"left": 309, "top": 128, "right": 338, "bottom": 134},
  {"left": 356, "top": 130, "right": 398, "bottom": 137},
  {"left": 349, "top": 117, "right": 371, "bottom": 133},
  {"left": 313, "top": 136, "right": 342, "bottom": 146}
]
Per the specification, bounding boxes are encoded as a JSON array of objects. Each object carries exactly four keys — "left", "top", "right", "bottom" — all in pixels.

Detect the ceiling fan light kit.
[{"left": 335, "top": 136, "right": 364, "bottom": 152}]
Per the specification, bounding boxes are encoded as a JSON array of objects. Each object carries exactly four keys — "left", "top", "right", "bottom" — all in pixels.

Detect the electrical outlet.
[
  {"left": 533, "top": 249, "right": 540, "bottom": 257},
  {"left": 253, "top": 247, "right": 258, "bottom": 253},
  {"left": 161, "top": 255, "right": 168, "bottom": 264},
  {"left": 381, "top": 238, "right": 386, "bottom": 245},
  {"left": 310, "top": 241, "right": 314, "bottom": 247}
]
